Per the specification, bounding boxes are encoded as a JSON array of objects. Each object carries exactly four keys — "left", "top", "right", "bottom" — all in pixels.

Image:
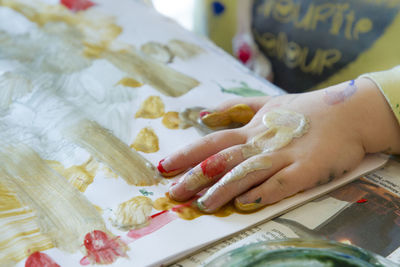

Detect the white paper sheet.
[{"left": 0, "top": 1, "right": 388, "bottom": 266}]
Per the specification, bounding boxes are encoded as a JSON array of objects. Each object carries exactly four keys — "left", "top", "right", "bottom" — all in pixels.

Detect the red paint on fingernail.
[
  {"left": 25, "top": 251, "right": 60, "bottom": 267},
  {"left": 357, "top": 198, "right": 368, "bottom": 203},
  {"left": 200, "top": 154, "right": 227, "bottom": 178},
  {"left": 158, "top": 159, "right": 180, "bottom": 177},
  {"left": 199, "top": 111, "right": 211, "bottom": 118},
  {"left": 157, "top": 159, "right": 167, "bottom": 173},
  {"left": 83, "top": 230, "right": 127, "bottom": 265},
  {"left": 60, "top": 0, "right": 95, "bottom": 11},
  {"left": 127, "top": 210, "right": 177, "bottom": 240}
]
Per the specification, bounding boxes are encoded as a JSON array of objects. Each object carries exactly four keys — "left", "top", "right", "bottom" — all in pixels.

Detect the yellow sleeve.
[{"left": 361, "top": 66, "right": 400, "bottom": 125}]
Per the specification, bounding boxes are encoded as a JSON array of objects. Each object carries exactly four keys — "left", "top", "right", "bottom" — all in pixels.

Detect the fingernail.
[
  {"left": 157, "top": 158, "right": 181, "bottom": 177},
  {"left": 234, "top": 198, "right": 263, "bottom": 212},
  {"left": 157, "top": 159, "right": 167, "bottom": 173},
  {"left": 199, "top": 110, "right": 211, "bottom": 118},
  {"left": 196, "top": 198, "right": 210, "bottom": 213}
]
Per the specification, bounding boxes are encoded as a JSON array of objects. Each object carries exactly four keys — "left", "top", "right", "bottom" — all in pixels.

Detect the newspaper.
[{"left": 173, "top": 157, "right": 400, "bottom": 266}]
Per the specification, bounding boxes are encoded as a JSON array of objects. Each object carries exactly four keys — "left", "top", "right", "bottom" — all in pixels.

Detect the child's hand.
[{"left": 158, "top": 78, "right": 400, "bottom": 213}]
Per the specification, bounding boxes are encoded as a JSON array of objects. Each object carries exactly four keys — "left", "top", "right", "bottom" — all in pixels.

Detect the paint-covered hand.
[{"left": 159, "top": 78, "right": 400, "bottom": 213}]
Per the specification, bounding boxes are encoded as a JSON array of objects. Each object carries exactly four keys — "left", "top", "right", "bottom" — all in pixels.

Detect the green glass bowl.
[{"left": 205, "top": 239, "right": 399, "bottom": 267}]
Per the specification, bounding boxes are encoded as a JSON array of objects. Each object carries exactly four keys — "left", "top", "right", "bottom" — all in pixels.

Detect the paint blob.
[
  {"left": 111, "top": 196, "right": 153, "bottom": 231},
  {"left": 131, "top": 127, "right": 160, "bottom": 153},
  {"left": 83, "top": 230, "right": 128, "bottom": 265},
  {"left": 25, "top": 251, "right": 60, "bottom": 267},
  {"left": 115, "top": 77, "right": 143, "bottom": 88},
  {"left": 201, "top": 104, "right": 255, "bottom": 128},
  {"left": 162, "top": 111, "right": 181, "bottom": 129},
  {"left": 135, "top": 96, "right": 165, "bottom": 119},
  {"left": 60, "top": 0, "right": 95, "bottom": 12},
  {"left": 47, "top": 157, "right": 98, "bottom": 192}
]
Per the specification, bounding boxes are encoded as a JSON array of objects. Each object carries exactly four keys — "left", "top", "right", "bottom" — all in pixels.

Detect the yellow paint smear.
[
  {"left": 0, "top": 145, "right": 107, "bottom": 253},
  {"left": 153, "top": 193, "right": 235, "bottom": 220},
  {"left": 140, "top": 42, "right": 173, "bottom": 63},
  {"left": 116, "top": 77, "right": 143, "bottom": 88},
  {"left": 201, "top": 104, "right": 255, "bottom": 128},
  {"left": 162, "top": 111, "right": 180, "bottom": 129},
  {"left": 0, "top": 181, "right": 53, "bottom": 263},
  {"left": 1, "top": 1, "right": 200, "bottom": 98},
  {"left": 0, "top": 0, "right": 122, "bottom": 54},
  {"left": 131, "top": 127, "right": 159, "bottom": 153},
  {"left": 65, "top": 119, "right": 159, "bottom": 186},
  {"left": 104, "top": 50, "right": 200, "bottom": 97},
  {"left": 112, "top": 196, "right": 153, "bottom": 230},
  {"left": 135, "top": 96, "right": 165, "bottom": 119},
  {"left": 47, "top": 157, "right": 99, "bottom": 192},
  {"left": 167, "top": 39, "right": 204, "bottom": 60}
]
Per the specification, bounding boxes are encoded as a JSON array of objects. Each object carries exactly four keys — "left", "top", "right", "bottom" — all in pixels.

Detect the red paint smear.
[
  {"left": 171, "top": 200, "right": 195, "bottom": 213},
  {"left": 200, "top": 154, "right": 227, "bottom": 178},
  {"left": 238, "top": 43, "right": 252, "bottom": 64},
  {"left": 127, "top": 210, "right": 177, "bottom": 240},
  {"left": 357, "top": 198, "right": 368, "bottom": 203},
  {"left": 60, "top": 0, "right": 95, "bottom": 12},
  {"left": 151, "top": 209, "right": 168, "bottom": 218},
  {"left": 25, "top": 251, "right": 60, "bottom": 267},
  {"left": 83, "top": 230, "right": 127, "bottom": 265}
]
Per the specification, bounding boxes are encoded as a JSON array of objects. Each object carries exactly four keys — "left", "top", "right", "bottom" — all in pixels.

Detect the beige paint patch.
[
  {"left": 162, "top": 111, "right": 180, "bottom": 129},
  {"left": 167, "top": 39, "right": 204, "bottom": 60},
  {"left": 102, "top": 165, "right": 119, "bottom": 179},
  {"left": 184, "top": 171, "right": 212, "bottom": 192},
  {"left": 131, "top": 127, "right": 159, "bottom": 153},
  {"left": 0, "top": 181, "right": 53, "bottom": 263},
  {"left": 47, "top": 157, "right": 98, "bottom": 192},
  {"left": 178, "top": 107, "right": 203, "bottom": 129},
  {"left": 111, "top": 196, "right": 153, "bottom": 230},
  {"left": 140, "top": 42, "right": 173, "bottom": 64},
  {"left": 135, "top": 96, "right": 165, "bottom": 119},
  {"left": 65, "top": 119, "right": 160, "bottom": 186},
  {"left": 104, "top": 50, "right": 200, "bottom": 97},
  {"left": 116, "top": 77, "right": 143, "bottom": 88},
  {"left": 0, "top": 145, "right": 107, "bottom": 253},
  {"left": 201, "top": 104, "right": 255, "bottom": 128}
]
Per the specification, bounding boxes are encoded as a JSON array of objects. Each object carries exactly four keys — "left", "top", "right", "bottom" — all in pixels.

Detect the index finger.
[{"left": 158, "top": 129, "right": 246, "bottom": 177}]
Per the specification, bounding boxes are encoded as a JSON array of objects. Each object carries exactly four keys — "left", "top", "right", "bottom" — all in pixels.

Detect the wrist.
[{"left": 352, "top": 77, "right": 400, "bottom": 154}]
